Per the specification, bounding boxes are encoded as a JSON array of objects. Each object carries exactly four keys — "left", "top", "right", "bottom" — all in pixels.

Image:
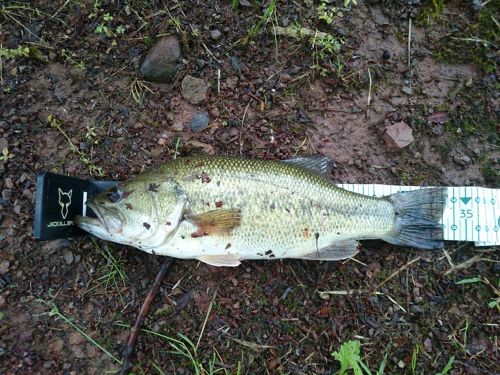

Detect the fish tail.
[{"left": 383, "top": 187, "right": 447, "bottom": 250}]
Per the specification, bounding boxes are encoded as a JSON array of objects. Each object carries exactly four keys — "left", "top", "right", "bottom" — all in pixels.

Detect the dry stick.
[
  {"left": 407, "top": 17, "right": 412, "bottom": 67},
  {"left": 119, "top": 257, "right": 174, "bottom": 375},
  {"left": 376, "top": 256, "right": 421, "bottom": 290}
]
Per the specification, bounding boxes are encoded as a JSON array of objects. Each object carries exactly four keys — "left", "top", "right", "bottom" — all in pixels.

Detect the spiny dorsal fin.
[
  {"left": 187, "top": 209, "right": 241, "bottom": 236},
  {"left": 197, "top": 254, "right": 241, "bottom": 267},
  {"left": 282, "top": 155, "right": 336, "bottom": 176},
  {"left": 300, "top": 240, "right": 359, "bottom": 261}
]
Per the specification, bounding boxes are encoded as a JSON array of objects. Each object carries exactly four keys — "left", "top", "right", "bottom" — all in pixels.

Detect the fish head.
[{"left": 76, "top": 177, "right": 187, "bottom": 248}]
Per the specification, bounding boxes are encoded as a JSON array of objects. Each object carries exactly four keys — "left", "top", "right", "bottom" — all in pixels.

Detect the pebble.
[
  {"left": 424, "top": 337, "right": 433, "bottom": 352},
  {"left": 431, "top": 124, "right": 444, "bottom": 136},
  {"left": 410, "top": 304, "right": 423, "bottom": 314},
  {"left": 196, "top": 58, "right": 206, "bottom": 68},
  {"left": 63, "top": 250, "right": 74, "bottom": 265},
  {"left": 382, "top": 50, "right": 391, "bottom": 60},
  {"left": 401, "top": 86, "right": 413, "bottom": 95},
  {"left": 0, "top": 295, "right": 6, "bottom": 308},
  {"left": 453, "top": 154, "right": 472, "bottom": 166},
  {"left": 69, "top": 66, "right": 86, "bottom": 83},
  {"left": 0, "top": 260, "right": 10, "bottom": 274},
  {"left": 181, "top": 75, "right": 210, "bottom": 104},
  {"left": 139, "top": 36, "right": 182, "bottom": 83},
  {"left": 189, "top": 112, "right": 210, "bottom": 132},
  {"left": 210, "top": 29, "right": 223, "bottom": 41},
  {"left": 384, "top": 121, "right": 414, "bottom": 151}
]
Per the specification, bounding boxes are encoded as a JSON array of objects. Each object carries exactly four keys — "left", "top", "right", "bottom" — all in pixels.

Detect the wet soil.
[{"left": 0, "top": 1, "right": 498, "bottom": 374}]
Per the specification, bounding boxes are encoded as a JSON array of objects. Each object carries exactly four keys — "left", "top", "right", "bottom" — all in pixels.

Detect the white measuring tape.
[{"left": 338, "top": 184, "right": 500, "bottom": 247}]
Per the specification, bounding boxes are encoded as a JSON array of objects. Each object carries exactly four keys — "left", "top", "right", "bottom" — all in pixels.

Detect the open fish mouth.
[
  {"left": 86, "top": 201, "right": 109, "bottom": 231},
  {"left": 75, "top": 201, "right": 123, "bottom": 234}
]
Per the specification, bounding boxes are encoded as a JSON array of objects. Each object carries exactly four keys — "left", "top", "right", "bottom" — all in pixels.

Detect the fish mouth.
[
  {"left": 76, "top": 201, "right": 122, "bottom": 234},
  {"left": 87, "top": 201, "right": 110, "bottom": 231}
]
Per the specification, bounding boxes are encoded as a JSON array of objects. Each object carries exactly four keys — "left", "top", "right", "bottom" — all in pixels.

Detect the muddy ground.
[{"left": 0, "top": 0, "right": 499, "bottom": 374}]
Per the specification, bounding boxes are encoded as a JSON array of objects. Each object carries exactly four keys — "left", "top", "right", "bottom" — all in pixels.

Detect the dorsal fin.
[{"left": 282, "top": 155, "right": 336, "bottom": 176}]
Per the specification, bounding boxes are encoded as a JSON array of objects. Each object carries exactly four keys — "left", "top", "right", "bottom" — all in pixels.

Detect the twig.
[
  {"left": 407, "top": 18, "right": 412, "bottom": 67},
  {"left": 239, "top": 102, "right": 251, "bottom": 156},
  {"left": 196, "top": 288, "right": 217, "bottom": 350},
  {"left": 376, "top": 257, "right": 420, "bottom": 290},
  {"left": 366, "top": 67, "right": 372, "bottom": 117},
  {"left": 118, "top": 257, "right": 174, "bottom": 375}
]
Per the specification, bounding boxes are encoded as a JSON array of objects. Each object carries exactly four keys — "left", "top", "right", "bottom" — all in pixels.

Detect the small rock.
[
  {"left": 424, "top": 337, "right": 433, "bottom": 352},
  {"left": 196, "top": 58, "right": 206, "bottom": 68},
  {"left": 4, "top": 178, "right": 13, "bottom": 189},
  {"left": 410, "top": 304, "right": 423, "bottom": 314},
  {"left": 0, "top": 295, "right": 6, "bottom": 308},
  {"left": 181, "top": 75, "right": 210, "bottom": 104},
  {"left": 63, "top": 250, "right": 74, "bottom": 265},
  {"left": 431, "top": 124, "right": 444, "bottom": 136},
  {"left": 48, "top": 337, "right": 64, "bottom": 353},
  {"left": 68, "top": 66, "right": 86, "bottom": 83},
  {"left": 0, "top": 260, "right": 10, "bottom": 274},
  {"left": 189, "top": 112, "right": 210, "bottom": 132},
  {"left": 139, "top": 36, "right": 182, "bottom": 83},
  {"left": 397, "top": 360, "right": 405, "bottom": 368},
  {"left": 401, "top": 86, "right": 413, "bottom": 95},
  {"left": 382, "top": 50, "right": 391, "bottom": 60},
  {"left": 210, "top": 29, "right": 223, "bottom": 41},
  {"left": 453, "top": 153, "right": 472, "bottom": 166},
  {"left": 384, "top": 121, "right": 414, "bottom": 151},
  {"left": 209, "top": 107, "right": 220, "bottom": 117}
]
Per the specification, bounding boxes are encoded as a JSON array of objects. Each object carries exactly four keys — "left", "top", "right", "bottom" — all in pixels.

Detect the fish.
[{"left": 75, "top": 155, "right": 447, "bottom": 267}]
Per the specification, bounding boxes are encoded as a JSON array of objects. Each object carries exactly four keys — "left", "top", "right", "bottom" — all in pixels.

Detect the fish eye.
[{"left": 107, "top": 187, "right": 122, "bottom": 203}]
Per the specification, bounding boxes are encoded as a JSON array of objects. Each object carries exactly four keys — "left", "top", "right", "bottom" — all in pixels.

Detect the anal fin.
[
  {"left": 198, "top": 254, "right": 241, "bottom": 267},
  {"left": 301, "top": 240, "right": 359, "bottom": 261}
]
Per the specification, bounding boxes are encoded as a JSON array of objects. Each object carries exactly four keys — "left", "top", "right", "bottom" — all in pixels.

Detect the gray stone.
[
  {"left": 453, "top": 153, "right": 472, "bottom": 166},
  {"left": 139, "top": 36, "right": 182, "bottom": 83},
  {"left": 189, "top": 111, "right": 210, "bottom": 132},
  {"left": 69, "top": 66, "right": 86, "bottom": 83},
  {"left": 210, "top": 29, "right": 223, "bottom": 41},
  {"left": 63, "top": 250, "right": 74, "bottom": 265},
  {"left": 401, "top": 86, "right": 413, "bottom": 95},
  {"left": 431, "top": 124, "right": 444, "bottom": 136},
  {"left": 181, "top": 75, "right": 210, "bottom": 104}
]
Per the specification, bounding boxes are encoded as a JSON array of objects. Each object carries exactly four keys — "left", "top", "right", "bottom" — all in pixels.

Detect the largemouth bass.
[{"left": 76, "top": 155, "right": 447, "bottom": 267}]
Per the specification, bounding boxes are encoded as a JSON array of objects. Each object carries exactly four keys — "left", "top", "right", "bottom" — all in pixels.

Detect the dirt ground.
[{"left": 0, "top": 1, "right": 499, "bottom": 374}]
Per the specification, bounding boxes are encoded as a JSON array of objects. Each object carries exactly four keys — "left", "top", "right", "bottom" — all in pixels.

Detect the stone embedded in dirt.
[
  {"left": 0, "top": 295, "right": 6, "bottom": 308},
  {"left": 431, "top": 124, "right": 444, "bottom": 136},
  {"left": 69, "top": 66, "right": 86, "bottom": 83},
  {"left": 453, "top": 153, "right": 472, "bottom": 167},
  {"left": 139, "top": 36, "right": 182, "bottom": 83},
  {"left": 424, "top": 337, "right": 433, "bottom": 352},
  {"left": 63, "top": 250, "right": 74, "bottom": 265},
  {"left": 383, "top": 121, "right": 414, "bottom": 151},
  {"left": 0, "top": 259, "right": 10, "bottom": 274},
  {"left": 401, "top": 86, "right": 413, "bottom": 95},
  {"left": 189, "top": 111, "right": 210, "bottom": 132},
  {"left": 181, "top": 75, "right": 210, "bottom": 104},
  {"left": 210, "top": 29, "right": 223, "bottom": 41}
]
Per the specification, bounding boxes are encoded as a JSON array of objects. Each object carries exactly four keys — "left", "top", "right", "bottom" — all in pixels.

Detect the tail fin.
[{"left": 383, "top": 188, "right": 447, "bottom": 250}]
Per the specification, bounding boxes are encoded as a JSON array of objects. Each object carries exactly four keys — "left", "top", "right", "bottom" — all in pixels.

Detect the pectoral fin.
[
  {"left": 188, "top": 209, "right": 242, "bottom": 236},
  {"left": 301, "top": 240, "right": 359, "bottom": 261},
  {"left": 197, "top": 254, "right": 241, "bottom": 267}
]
